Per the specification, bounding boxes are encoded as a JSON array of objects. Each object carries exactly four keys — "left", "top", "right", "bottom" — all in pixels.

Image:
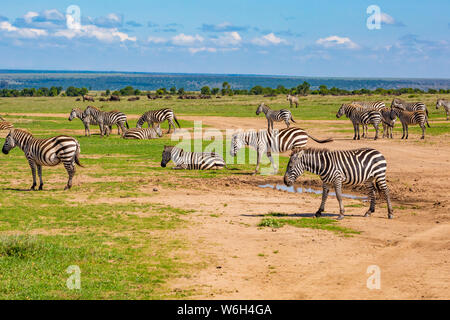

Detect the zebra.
[
  {"left": 68, "top": 107, "right": 112, "bottom": 136},
  {"left": 161, "top": 146, "right": 226, "bottom": 170},
  {"left": 123, "top": 127, "right": 162, "bottom": 139},
  {"left": 230, "top": 127, "right": 333, "bottom": 174},
  {"left": 256, "top": 103, "right": 296, "bottom": 132},
  {"left": 136, "top": 108, "right": 181, "bottom": 133},
  {"left": 82, "top": 106, "right": 129, "bottom": 137},
  {"left": 436, "top": 98, "right": 449, "bottom": 121},
  {"left": 336, "top": 103, "right": 381, "bottom": 140},
  {"left": 379, "top": 107, "right": 397, "bottom": 139},
  {"left": 0, "top": 121, "right": 13, "bottom": 131},
  {"left": 391, "top": 98, "right": 430, "bottom": 128},
  {"left": 284, "top": 147, "right": 394, "bottom": 220},
  {"left": 350, "top": 101, "right": 386, "bottom": 137},
  {"left": 2, "top": 129, "right": 83, "bottom": 190},
  {"left": 286, "top": 94, "right": 299, "bottom": 108},
  {"left": 391, "top": 106, "right": 427, "bottom": 139}
]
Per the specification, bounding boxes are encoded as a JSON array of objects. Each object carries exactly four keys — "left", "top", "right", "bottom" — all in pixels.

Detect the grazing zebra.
[
  {"left": 136, "top": 108, "right": 181, "bottom": 133},
  {"left": 68, "top": 108, "right": 112, "bottom": 136},
  {"left": 284, "top": 147, "right": 393, "bottom": 220},
  {"left": 82, "top": 106, "right": 129, "bottom": 137},
  {"left": 256, "top": 103, "right": 296, "bottom": 131},
  {"left": 436, "top": 98, "right": 449, "bottom": 121},
  {"left": 161, "top": 146, "right": 226, "bottom": 170},
  {"left": 230, "top": 127, "right": 333, "bottom": 174},
  {"left": 391, "top": 107, "right": 427, "bottom": 139},
  {"left": 286, "top": 94, "right": 299, "bottom": 108},
  {"left": 379, "top": 107, "right": 397, "bottom": 139},
  {"left": 123, "top": 127, "right": 162, "bottom": 139},
  {"left": 391, "top": 98, "right": 430, "bottom": 128},
  {"left": 336, "top": 104, "right": 381, "bottom": 140},
  {"left": 2, "top": 129, "right": 83, "bottom": 190},
  {"left": 0, "top": 121, "right": 13, "bottom": 130}
]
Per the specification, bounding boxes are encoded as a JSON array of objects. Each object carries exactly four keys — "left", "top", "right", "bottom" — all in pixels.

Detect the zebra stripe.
[
  {"left": 336, "top": 104, "right": 382, "bottom": 140},
  {"left": 391, "top": 98, "right": 430, "bottom": 128},
  {"left": 161, "top": 146, "right": 226, "bottom": 170},
  {"left": 436, "top": 98, "right": 449, "bottom": 121},
  {"left": 284, "top": 147, "right": 393, "bottom": 220},
  {"left": 82, "top": 106, "right": 129, "bottom": 137},
  {"left": 123, "top": 127, "right": 162, "bottom": 139},
  {"left": 256, "top": 103, "right": 296, "bottom": 131},
  {"left": 136, "top": 108, "right": 181, "bottom": 133},
  {"left": 0, "top": 121, "right": 13, "bottom": 130},
  {"left": 391, "top": 107, "right": 427, "bottom": 139},
  {"left": 1, "top": 129, "right": 83, "bottom": 190},
  {"left": 230, "top": 127, "right": 333, "bottom": 174},
  {"left": 351, "top": 101, "right": 385, "bottom": 110}
]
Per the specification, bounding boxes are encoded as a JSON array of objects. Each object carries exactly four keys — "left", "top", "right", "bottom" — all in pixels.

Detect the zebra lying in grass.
[
  {"left": 336, "top": 104, "right": 381, "bottom": 140},
  {"left": 256, "top": 103, "right": 296, "bottom": 131},
  {"left": 161, "top": 146, "right": 226, "bottom": 170},
  {"left": 286, "top": 94, "right": 299, "bottom": 108},
  {"left": 136, "top": 108, "right": 181, "bottom": 133},
  {"left": 436, "top": 98, "right": 449, "bottom": 121},
  {"left": 230, "top": 127, "right": 333, "bottom": 174},
  {"left": 82, "top": 106, "right": 129, "bottom": 137},
  {"left": 68, "top": 107, "right": 112, "bottom": 136},
  {"left": 123, "top": 127, "right": 162, "bottom": 139},
  {"left": 391, "top": 98, "right": 430, "bottom": 128},
  {"left": 0, "top": 121, "right": 13, "bottom": 130},
  {"left": 2, "top": 129, "right": 83, "bottom": 190},
  {"left": 391, "top": 106, "right": 427, "bottom": 139},
  {"left": 284, "top": 147, "right": 393, "bottom": 220}
]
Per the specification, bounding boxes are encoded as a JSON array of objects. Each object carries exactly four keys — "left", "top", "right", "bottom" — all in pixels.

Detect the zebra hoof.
[
  {"left": 337, "top": 215, "right": 345, "bottom": 220},
  {"left": 388, "top": 214, "right": 394, "bottom": 219},
  {"left": 315, "top": 212, "right": 322, "bottom": 218},
  {"left": 38, "top": 185, "right": 43, "bottom": 191},
  {"left": 364, "top": 211, "right": 372, "bottom": 217}
]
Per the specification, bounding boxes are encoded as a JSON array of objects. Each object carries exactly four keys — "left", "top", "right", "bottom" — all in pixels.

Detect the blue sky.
[{"left": 0, "top": 0, "right": 449, "bottom": 78}]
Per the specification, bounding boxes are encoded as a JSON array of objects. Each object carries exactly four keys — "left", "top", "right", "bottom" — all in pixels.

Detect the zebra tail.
[
  {"left": 306, "top": 133, "right": 333, "bottom": 144},
  {"left": 425, "top": 109, "right": 431, "bottom": 128},
  {"left": 290, "top": 115, "right": 296, "bottom": 123},
  {"left": 126, "top": 121, "right": 130, "bottom": 129},
  {"left": 174, "top": 115, "right": 181, "bottom": 128},
  {"left": 75, "top": 143, "right": 84, "bottom": 167}
]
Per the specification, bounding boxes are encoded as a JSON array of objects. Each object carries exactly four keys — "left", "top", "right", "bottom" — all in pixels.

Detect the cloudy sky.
[{"left": 0, "top": 0, "right": 449, "bottom": 78}]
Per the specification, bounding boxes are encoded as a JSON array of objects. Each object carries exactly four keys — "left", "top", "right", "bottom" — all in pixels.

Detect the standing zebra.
[
  {"left": 136, "top": 108, "right": 181, "bottom": 134},
  {"left": 436, "top": 98, "right": 449, "bottom": 121},
  {"left": 391, "top": 106, "right": 427, "bottom": 139},
  {"left": 68, "top": 108, "right": 112, "bottom": 136},
  {"left": 82, "top": 106, "right": 129, "bottom": 137},
  {"left": 256, "top": 103, "right": 296, "bottom": 132},
  {"left": 0, "top": 121, "right": 13, "bottom": 130},
  {"left": 284, "top": 147, "right": 393, "bottom": 220},
  {"left": 123, "top": 127, "right": 162, "bottom": 139},
  {"left": 286, "top": 94, "right": 299, "bottom": 108},
  {"left": 379, "top": 107, "right": 397, "bottom": 139},
  {"left": 336, "top": 104, "right": 381, "bottom": 140},
  {"left": 391, "top": 98, "right": 430, "bottom": 128},
  {"left": 230, "top": 127, "right": 333, "bottom": 174},
  {"left": 2, "top": 129, "right": 83, "bottom": 190},
  {"left": 350, "top": 101, "right": 385, "bottom": 137},
  {"left": 161, "top": 146, "right": 226, "bottom": 170}
]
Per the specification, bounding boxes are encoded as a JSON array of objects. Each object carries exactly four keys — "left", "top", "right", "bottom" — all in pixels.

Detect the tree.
[
  {"left": 201, "top": 86, "right": 211, "bottom": 95},
  {"left": 120, "top": 86, "right": 135, "bottom": 96},
  {"left": 134, "top": 89, "right": 141, "bottom": 95},
  {"left": 250, "top": 85, "right": 264, "bottom": 95},
  {"left": 177, "top": 88, "right": 185, "bottom": 95},
  {"left": 296, "top": 81, "right": 310, "bottom": 96},
  {"left": 170, "top": 87, "right": 177, "bottom": 95},
  {"left": 105, "top": 89, "right": 111, "bottom": 96}
]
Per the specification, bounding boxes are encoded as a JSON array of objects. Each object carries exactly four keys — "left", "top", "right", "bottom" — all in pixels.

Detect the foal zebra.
[
  {"left": 136, "top": 108, "right": 181, "bottom": 133},
  {"left": 0, "top": 121, "right": 13, "bottom": 130},
  {"left": 436, "top": 98, "right": 449, "bottom": 121},
  {"left": 161, "top": 146, "right": 226, "bottom": 170},
  {"left": 2, "top": 129, "right": 83, "bottom": 190},
  {"left": 68, "top": 108, "right": 112, "bottom": 136},
  {"left": 286, "top": 94, "right": 299, "bottom": 108},
  {"left": 391, "top": 107, "right": 427, "bottom": 139},
  {"left": 391, "top": 98, "right": 430, "bottom": 128},
  {"left": 284, "top": 147, "right": 393, "bottom": 220},
  {"left": 256, "top": 103, "right": 296, "bottom": 131},
  {"left": 82, "top": 106, "right": 129, "bottom": 137},
  {"left": 230, "top": 127, "right": 333, "bottom": 174},
  {"left": 123, "top": 127, "right": 162, "bottom": 139},
  {"left": 336, "top": 104, "right": 381, "bottom": 140}
]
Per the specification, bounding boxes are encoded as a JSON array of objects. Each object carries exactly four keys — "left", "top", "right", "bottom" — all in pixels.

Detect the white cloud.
[
  {"left": 316, "top": 35, "right": 359, "bottom": 49},
  {"left": 147, "top": 36, "right": 167, "bottom": 44},
  {"left": 212, "top": 31, "right": 242, "bottom": 46},
  {"left": 188, "top": 47, "right": 217, "bottom": 54},
  {"left": 0, "top": 21, "right": 47, "bottom": 38},
  {"left": 251, "top": 33, "right": 286, "bottom": 46},
  {"left": 54, "top": 23, "right": 136, "bottom": 42},
  {"left": 172, "top": 33, "right": 204, "bottom": 45}
]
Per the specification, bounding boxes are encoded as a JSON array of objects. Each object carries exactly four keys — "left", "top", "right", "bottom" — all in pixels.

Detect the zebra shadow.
[
  {"left": 3, "top": 187, "right": 33, "bottom": 192},
  {"left": 241, "top": 212, "right": 361, "bottom": 218}
]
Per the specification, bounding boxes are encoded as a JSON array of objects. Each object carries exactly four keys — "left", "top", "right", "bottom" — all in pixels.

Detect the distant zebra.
[
  {"left": 379, "top": 107, "right": 397, "bottom": 139},
  {"left": 284, "top": 147, "right": 394, "bottom": 220},
  {"left": 286, "top": 94, "right": 299, "bottom": 108},
  {"left": 336, "top": 103, "right": 381, "bottom": 140},
  {"left": 82, "top": 106, "right": 129, "bottom": 137},
  {"left": 436, "top": 98, "right": 449, "bottom": 121},
  {"left": 136, "top": 108, "right": 181, "bottom": 133},
  {"left": 391, "top": 107, "right": 427, "bottom": 139},
  {"left": 123, "top": 127, "right": 162, "bottom": 139},
  {"left": 161, "top": 146, "right": 226, "bottom": 170},
  {"left": 256, "top": 103, "right": 296, "bottom": 131},
  {"left": 391, "top": 98, "right": 430, "bottom": 128},
  {"left": 68, "top": 107, "right": 111, "bottom": 136},
  {"left": 2, "top": 129, "right": 83, "bottom": 190},
  {"left": 0, "top": 121, "right": 13, "bottom": 130},
  {"left": 230, "top": 127, "right": 333, "bottom": 174}
]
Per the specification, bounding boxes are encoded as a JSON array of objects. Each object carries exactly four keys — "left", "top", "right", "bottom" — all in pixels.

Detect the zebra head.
[
  {"left": 436, "top": 99, "right": 444, "bottom": 109},
  {"left": 230, "top": 133, "right": 245, "bottom": 157},
  {"left": 68, "top": 108, "right": 79, "bottom": 121},
  {"left": 155, "top": 126, "right": 163, "bottom": 137},
  {"left": 256, "top": 103, "right": 265, "bottom": 115},
  {"left": 336, "top": 104, "right": 347, "bottom": 118},
  {"left": 82, "top": 106, "right": 94, "bottom": 118},
  {"left": 161, "top": 145, "right": 174, "bottom": 167},
  {"left": 136, "top": 117, "right": 145, "bottom": 129},
  {"left": 390, "top": 98, "right": 404, "bottom": 109},
  {"left": 284, "top": 148, "right": 305, "bottom": 187},
  {"left": 2, "top": 130, "right": 16, "bottom": 154}
]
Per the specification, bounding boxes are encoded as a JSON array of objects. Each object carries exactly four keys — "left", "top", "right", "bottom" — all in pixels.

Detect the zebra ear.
[{"left": 291, "top": 147, "right": 304, "bottom": 155}]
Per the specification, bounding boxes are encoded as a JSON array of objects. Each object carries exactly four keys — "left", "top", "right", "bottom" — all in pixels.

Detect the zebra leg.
[
  {"left": 405, "top": 124, "right": 409, "bottom": 139},
  {"left": 316, "top": 183, "right": 329, "bottom": 217},
  {"left": 373, "top": 123, "right": 379, "bottom": 140},
  {"left": 420, "top": 124, "right": 425, "bottom": 139},
  {"left": 28, "top": 159, "right": 37, "bottom": 190},
  {"left": 267, "top": 151, "right": 277, "bottom": 174},
  {"left": 376, "top": 180, "right": 394, "bottom": 219},
  {"left": 352, "top": 123, "right": 357, "bottom": 140},
  {"left": 63, "top": 162, "right": 75, "bottom": 190},
  {"left": 86, "top": 123, "right": 90, "bottom": 136},
  {"left": 333, "top": 180, "right": 345, "bottom": 220},
  {"left": 401, "top": 123, "right": 405, "bottom": 139},
  {"left": 253, "top": 149, "right": 261, "bottom": 175},
  {"left": 285, "top": 119, "right": 290, "bottom": 128},
  {"left": 364, "top": 181, "right": 376, "bottom": 217},
  {"left": 167, "top": 120, "right": 173, "bottom": 134},
  {"left": 37, "top": 165, "right": 44, "bottom": 190}
]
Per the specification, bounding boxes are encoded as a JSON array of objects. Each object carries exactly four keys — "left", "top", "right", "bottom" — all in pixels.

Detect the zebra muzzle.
[{"left": 2, "top": 147, "right": 9, "bottom": 155}]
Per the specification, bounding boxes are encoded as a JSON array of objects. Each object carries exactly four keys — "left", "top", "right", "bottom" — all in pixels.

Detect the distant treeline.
[{"left": 0, "top": 82, "right": 449, "bottom": 97}]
